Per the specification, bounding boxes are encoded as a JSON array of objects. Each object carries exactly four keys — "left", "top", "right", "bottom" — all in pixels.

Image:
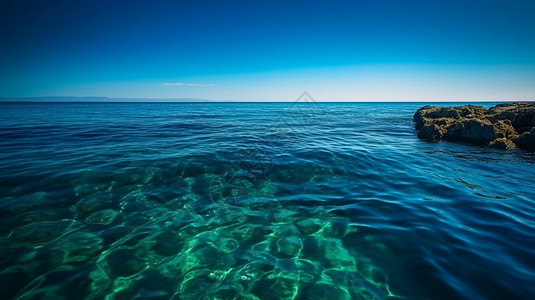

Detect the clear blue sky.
[{"left": 1, "top": 0, "right": 534, "bottom": 101}]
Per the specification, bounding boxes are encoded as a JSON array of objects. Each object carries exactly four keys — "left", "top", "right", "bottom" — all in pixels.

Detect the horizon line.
[{"left": 0, "top": 96, "right": 532, "bottom": 103}]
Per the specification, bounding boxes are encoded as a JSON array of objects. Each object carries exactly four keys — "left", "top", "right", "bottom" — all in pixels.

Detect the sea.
[{"left": 0, "top": 100, "right": 534, "bottom": 300}]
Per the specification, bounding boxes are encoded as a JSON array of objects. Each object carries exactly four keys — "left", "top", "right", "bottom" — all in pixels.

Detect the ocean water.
[{"left": 0, "top": 101, "right": 534, "bottom": 300}]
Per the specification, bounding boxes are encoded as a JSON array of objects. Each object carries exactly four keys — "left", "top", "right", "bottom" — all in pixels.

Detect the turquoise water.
[{"left": 1, "top": 101, "right": 534, "bottom": 299}]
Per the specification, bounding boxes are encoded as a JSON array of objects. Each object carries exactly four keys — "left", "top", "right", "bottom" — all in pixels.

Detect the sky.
[{"left": 1, "top": 0, "right": 534, "bottom": 101}]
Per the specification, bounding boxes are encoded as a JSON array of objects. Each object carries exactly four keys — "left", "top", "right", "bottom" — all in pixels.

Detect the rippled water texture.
[{"left": 1, "top": 101, "right": 534, "bottom": 299}]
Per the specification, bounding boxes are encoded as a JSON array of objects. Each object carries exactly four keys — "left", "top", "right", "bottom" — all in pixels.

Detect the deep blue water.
[{"left": 1, "top": 101, "right": 534, "bottom": 300}]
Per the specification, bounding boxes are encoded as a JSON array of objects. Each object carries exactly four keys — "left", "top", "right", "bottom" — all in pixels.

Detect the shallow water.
[{"left": 1, "top": 101, "right": 534, "bottom": 299}]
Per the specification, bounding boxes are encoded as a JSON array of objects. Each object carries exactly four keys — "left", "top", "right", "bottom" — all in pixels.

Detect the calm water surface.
[{"left": 0, "top": 102, "right": 534, "bottom": 299}]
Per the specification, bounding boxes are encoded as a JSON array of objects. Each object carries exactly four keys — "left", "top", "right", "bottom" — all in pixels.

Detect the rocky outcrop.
[{"left": 413, "top": 102, "right": 535, "bottom": 149}]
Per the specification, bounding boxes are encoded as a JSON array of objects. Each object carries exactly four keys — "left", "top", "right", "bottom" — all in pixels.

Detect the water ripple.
[{"left": 0, "top": 102, "right": 534, "bottom": 299}]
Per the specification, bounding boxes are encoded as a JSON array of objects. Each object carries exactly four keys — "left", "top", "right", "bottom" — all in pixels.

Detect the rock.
[
  {"left": 218, "top": 237, "right": 239, "bottom": 253},
  {"left": 295, "top": 218, "right": 322, "bottom": 235},
  {"left": 417, "top": 124, "right": 446, "bottom": 141},
  {"left": 275, "top": 236, "right": 303, "bottom": 258},
  {"left": 192, "top": 242, "right": 221, "bottom": 265},
  {"left": 322, "top": 217, "right": 349, "bottom": 238},
  {"left": 271, "top": 275, "right": 299, "bottom": 299},
  {"left": 84, "top": 209, "right": 119, "bottom": 225},
  {"left": 516, "top": 127, "right": 535, "bottom": 149},
  {"left": 413, "top": 102, "right": 535, "bottom": 149},
  {"left": 104, "top": 248, "right": 146, "bottom": 277},
  {"left": 305, "top": 282, "right": 351, "bottom": 300},
  {"left": 445, "top": 119, "right": 497, "bottom": 144},
  {"left": 489, "top": 102, "right": 535, "bottom": 132},
  {"left": 208, "top": 284, "right": 244, "bottom": 300},
  {"left": 179, "top": 271, "right": 218, "bottom": 299},
  {"left": 150, "top": 229, "right": 184, "bottom": 256},
  {"left": 488, "top": 138, "right": 516, "bottom": 149},
  {"left": 7, "top": 220, "right": 73, "bottom": 245},
  {"left": 54, "top": 231, "right": 103, "bottom": 263}
]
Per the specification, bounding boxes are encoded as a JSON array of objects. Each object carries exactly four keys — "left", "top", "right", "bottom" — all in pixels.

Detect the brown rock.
[
  {"left": 417, "top": 123, "right": 446, "bottom": 141},
  {"left": 493, "top": 119, "right": 517, "bottom": 139},
  {"left": 488, "top": 138, "right": 516, "bottom": 149},
  {"left": 413, "top": 102, "right": 535, "bottom": 149},
  {"left": 445, "top": 119, "right": 496, "bottom": 144},
  {"left": 515, "top": 128, "right": 535, "bottom": 149},
  {"left": 489, "top": 102, "right": 535, "bottom": 133}
]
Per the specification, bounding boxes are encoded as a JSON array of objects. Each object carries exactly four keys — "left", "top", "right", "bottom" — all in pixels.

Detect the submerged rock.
[
  {"left": 208, "top": 284, "right": 244, "bottom": 300},
  {"left": 84, "top": 209, "right": 119, "bottom": 225},
  {"left": 295, "top": 218, "right": 322, "bottom": 235},
  {"left": 275, "top": 236, "right": 303, "bottom": 258},
  {"left": 179, "top": 270, "right": 218, "bottom": 299},
  {"left": 272, "top": 276, "right": 299, "bottom": 299},
  {"left": 150, "top": 229, "right": 184, "bottom": 257},
  {"left": 305, "top": 282, "right": 351, "bottom": 300},
  {"left": 7, "top": 220, "right": 73, "bottom": 245},
  {"left": 103, "top": 248, "right": 146, "bottom": 277},
  {"left": 414, "top": 102, "right": 535, "bottom": 149}
]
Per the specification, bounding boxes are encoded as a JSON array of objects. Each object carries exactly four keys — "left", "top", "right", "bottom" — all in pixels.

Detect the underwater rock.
[
  {"left": 84, "top": 209, "right": 120, "bottom": 225},
  {"left": 160, "top": 255, "right": 191, "bottom": 278},
  {"left": 413, "top": 102, "right": 535, "bottom": 149},
  {"left": 178, "top": 221, "right": 209, "bottom": 238},
  {"left": 321, "top": 217, "right": 349, "bottom": 238},
  {"left": 295, "top": 218, "right": 322, "bottom": 235},
  {"left": 7, "top": 220, "right": 73, "bottom": 245},
  {"left": 305, "top": 282, "right": 351, "bottom": 300},
  {"left": 322, "top": 268, "right": 349, "bottom": 286},
  {"left": 35, "top": 268, "right": 94, "bottom": 299},
  {"left": 232, "top": 260, "right": 276, "bottom": 287},
  {"left": 301, "top": 236, "right": 322, "bottom": 258},
  {"left": 112, "top": 270, "right": 175, "bottom": 300},
  {"left": 179, "top": 270, "right": 218, "bottom": 299},
  {"left": 150, "top": 229, "right": 184, "bottom": 257},
  {"left": 29, "top": 248, "right": 66, "bottom": 272},
  {"left": 275, "top": 236, "right": 303, "bottom": 258},
  {"left": 208, "top": 284, "right": 244, "bottom": 300},
  {"left": 54, "top": 231, "right": 103, "bottom": 263},
  {"left": 76, "top": 196, "right": 112, "bottom": 215},
  {"left": 250, "top": 277, "right": 278, "bottom": 299},
  {"left": 271, "top": 275, "right": 299, "bottom": 299},
  {"left": 323, "top": 239, "right": 356, "bottom": 270},
  {"left": 295, "top": 259, "right": 319, "bottom": 283},
  {"left": 192, "top": 242, "right": 222, "bottom": 265},
  {"left": 230, "top": 223, "right": 254, "bottom": 240},
  {"left": 20, "top": 208, "right": 75, "bottom": 223},
  {"left": 218, "top": 237, "right": 240, "bottom": 253},
  {"left": 103, "top": 249, "right": 146, "bottom": 277}
]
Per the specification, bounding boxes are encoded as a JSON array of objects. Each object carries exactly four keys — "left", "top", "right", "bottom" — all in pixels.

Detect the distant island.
[
  {"left": 0, "top": 96, "right": 218, "bottom": 102},
  {"left": 414, "top": 102, "right": 535, "bottom": 149}
]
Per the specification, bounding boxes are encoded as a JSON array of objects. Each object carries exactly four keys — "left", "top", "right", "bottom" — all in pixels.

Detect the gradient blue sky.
[{"left": 1, "top": 0, "right": 534, "bottom": 101}]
